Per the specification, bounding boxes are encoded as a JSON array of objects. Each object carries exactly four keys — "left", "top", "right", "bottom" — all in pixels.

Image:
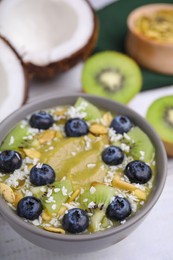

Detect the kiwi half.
[
  {"left": 82, "top": 51, "right": 142, "bottom": 104},
  {"left": 146, "top": 95, "right": 173, "bottom": 156}
]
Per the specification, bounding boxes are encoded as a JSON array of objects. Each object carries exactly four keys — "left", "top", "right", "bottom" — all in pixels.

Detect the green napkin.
[{"left": 96, "top": 0, "right": 173, "bottom": 91}]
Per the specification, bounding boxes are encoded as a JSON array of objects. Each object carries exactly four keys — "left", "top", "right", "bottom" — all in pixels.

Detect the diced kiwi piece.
[
  {"left": 82, "top": 51, "right": 142, "bottom": 104},
  {"left": 146, "top": 96, "right": 173, "bottom": 156},
  {"left": 90, "top": 209, "right": 105, "bottom": 232},
  {"left": 30, "top": 186, "right": 44, "bottom": 198},
  {"left": 79, "top": 184, "right": 115, "bottom": 231},
  {"left": 74, "top": 97, "right": 102, "bottom": 121},
  {"left": 0, "top": 123, "right": 29, "bottom": 151},
  {"left": 79, "top": 184, "right": 115, "bottom": 210},
  {"left": 31, "top": 179, "right": 73, "bottom": 215},
  {"left": 127, "top": 127, "right": 155, "bottom": 163}
]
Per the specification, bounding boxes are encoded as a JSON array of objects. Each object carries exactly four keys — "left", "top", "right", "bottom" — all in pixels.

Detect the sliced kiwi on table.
[
  {"left": 0, "top": 123, "right": 29, "bottom": 151},
  {"left": 146, "top": 95, "right": 173, "bottom": 157},
  {"left": 79, "top": 184, "right": 115, "bottom": 232},
  {"left": 31, "top": 179, "right": 73, "bottom": 215},
  {"left": 126, "top": 127, "right": 155, "bottom": 163},
  {"left": 82, "top": 51, "right": 142, "bottom": 104},
  {"left": 75, "top": 97, "right": 102, "bottom": 121}
]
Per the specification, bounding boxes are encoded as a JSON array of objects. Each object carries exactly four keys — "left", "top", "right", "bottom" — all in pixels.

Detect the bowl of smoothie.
[{"left": 0, "top": 94, "right": 167, "bottom": 253}]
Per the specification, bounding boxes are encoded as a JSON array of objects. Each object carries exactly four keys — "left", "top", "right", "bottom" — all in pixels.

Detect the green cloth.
[{"left": 96, "top": 0, "right": 173, "bottom": 91}]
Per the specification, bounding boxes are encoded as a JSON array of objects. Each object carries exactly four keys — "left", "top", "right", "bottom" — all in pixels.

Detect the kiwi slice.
[
  {"left": 31, "top": 179, "right": 73, "bottom": 215},
  {"left": 127, "top": 127, "right": 155, "bottom": 163},
  {"left": 79, "top": 184, "right": 115, "bottom": 232},
  {"left": 82, "top": 51, "right": 142, "bottom": 104},
  {"left": 146, "top": 96, "right": 173, "bottom": 156},
  {"left": 0, "top": 123, "right": 29, "bottom": 151},
  {"left": 74, "top": 97, "right": 102, "bottom": 121}
]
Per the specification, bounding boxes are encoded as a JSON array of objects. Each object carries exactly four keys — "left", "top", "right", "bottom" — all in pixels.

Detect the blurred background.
[{"left": 0, "top": 0, "right": 173, "bottom": 259}]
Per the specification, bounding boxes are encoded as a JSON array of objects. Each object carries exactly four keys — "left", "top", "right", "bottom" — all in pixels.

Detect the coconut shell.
[
  {"left": 25, "top": 4, "right": 99, "bottom": 80},
  {"left": 0, "top": 36, "right": 29, "bottom": 104}
]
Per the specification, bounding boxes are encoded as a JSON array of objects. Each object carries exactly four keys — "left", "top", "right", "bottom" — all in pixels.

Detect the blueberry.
[
  {"left": 102, "top": 146, "right": 124, "bottom": 166},
  {"left": 29, "top": 111, "right": 54, "bottom": 130},
  {"left": 124, "top": 160, "right": 152, "bottom": 184},
  {"left": 17, "top": 196, "right": 43, "bottom": 220},
  {"left": 62, "top": 208, "right": 89, "bottom": 234},
  {"left": 110, "top": 115, "right": 133, "bottom": 134},
  {"left": 65, "top": 118, "right": 89, "bottom": 137},
  {"left": 30, "top": 163, "right": 55, "bottom": 186},
  {"left": 106, "top": 196, "right": 131, "bottom": 221},
  {"left": 0, "top": 150, "right": 22, "bottom": 173}
]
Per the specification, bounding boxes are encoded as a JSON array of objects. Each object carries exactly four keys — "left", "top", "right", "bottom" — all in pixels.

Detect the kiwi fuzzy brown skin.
[
  {"left": 24, "top": 4, "right": 99, "bottom": 80},
  {"left": 0, "top": 35, "right": 29, "bottom": 103}
]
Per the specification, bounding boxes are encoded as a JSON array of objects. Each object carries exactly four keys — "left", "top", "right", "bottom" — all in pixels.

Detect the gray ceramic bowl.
[{"left": 0, "top": 94, "right": 167, "bottom": 254}]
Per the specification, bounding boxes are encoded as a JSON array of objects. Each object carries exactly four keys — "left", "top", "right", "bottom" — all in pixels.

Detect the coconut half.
[
  {"left": 0, "top": 37, "right": 27, "bottom": 122},
  {"left": 0, "top": 0, "right": 98, "bottom": 79}
]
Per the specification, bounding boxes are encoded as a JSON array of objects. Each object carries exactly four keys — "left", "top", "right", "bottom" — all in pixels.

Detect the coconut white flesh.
[
  {"left": 0, "top": 0, "right": 95, "bottom": 66},
  {"left": 0, "top": 39, "right": 26, "bottom": 122}
]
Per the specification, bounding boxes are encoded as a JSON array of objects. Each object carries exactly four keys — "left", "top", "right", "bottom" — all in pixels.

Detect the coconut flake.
[
  {"left": 62, "top": 186, "right": 67, "bottom": 196},
  {"left": 9, "top": 136, "right": 14, "bottom": 145},
  {"left": 87, "top": 163, "right": 96, "bottom": 168},
  {"left": 54, "top": 188, "right": 60, "bottom": 193},
  {"left": 88, "top": 201, "right": 96, "bottom": 208},
  {"left": 51, "top": 204, "right": 57, "bottom": 210},
  {"left": 90, "top": 186, "right": 96, "bottom": 194}
]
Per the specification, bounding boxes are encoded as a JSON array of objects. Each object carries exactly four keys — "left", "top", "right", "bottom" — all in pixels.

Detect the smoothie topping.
[{"left": 0, "top": 98, "right": 156, "bottom": 235}]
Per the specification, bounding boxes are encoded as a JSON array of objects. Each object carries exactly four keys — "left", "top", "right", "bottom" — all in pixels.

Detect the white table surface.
[{"left": 1, "top": 0, "right": 173, "bottom": 259}]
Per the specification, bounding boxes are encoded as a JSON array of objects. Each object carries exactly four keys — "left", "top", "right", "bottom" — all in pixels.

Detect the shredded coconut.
[
  {"left": 108, "top": 128, "right": 123, "bottom": 143},
  {"left": 49, "top": 218, "right": 60, "bottom": 227},
  {"left": 36, "top": 163, "right": 43, "bottom": 169},
  {"left": 62, "top": 186, "right": 67, "bottom": 196},
  {"left": 87, "top": 163, "right": 96, "bottom": 168},
  {"left": 52, "top": 204, "right": 57, "bottom": 210},
  {"left": 45, "top": 196, "right": 56, "bottom": 203},
  {"left": 84, "top": 136, "right": 91, "bottom": 150},
  {"left": 88, "top": 201, "right": 96, "bottom": 208},
  {"left": 25, "top": 190, "right": 33, "bottom": 196},
  {"left": 47, "top": 188, "right": 52, "bottom": 198},
  {"left": 80, "top": 188, "right": 84, "bottom": 194},
  {"left": 66, "top": 106, "right": 87, "bottom": 119},
  {"left": 120, "top": 143, "right": 130, "bottom": 153},
  {"left": 90, "top": 186, "right": 96, "bottom": 194},
  {"left": 5, "top": 169, "right": 25, "bottom": 188},
  {"left": 54, "top": 188, "right": 60, "bottom": 193},
  {"left": 9, "top": 136, "right": 14, "bottom": 145},
  {"left": 123, "top": 133, "right": 131, "bottom": 141},
  {"left": 40, "top": 186, "right": 46, "bottom": 192}
]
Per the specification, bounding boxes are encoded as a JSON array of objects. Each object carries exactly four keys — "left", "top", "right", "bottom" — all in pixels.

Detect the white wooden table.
[{"left": 1, "top": 1, "right": 173, "bottom": 259}]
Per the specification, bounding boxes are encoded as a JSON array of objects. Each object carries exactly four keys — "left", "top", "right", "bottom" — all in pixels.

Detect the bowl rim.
[
  {"left": 0, "top": 93, "right": 167, "bottom": 242},
  {"left": 127, "top": 3, "right": 173, "bottom": 47}
]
